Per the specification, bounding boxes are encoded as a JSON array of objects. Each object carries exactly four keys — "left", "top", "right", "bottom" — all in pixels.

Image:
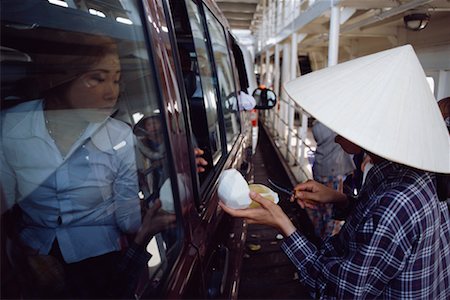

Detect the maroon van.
[{"left": 0, "top": 0, "right": 275, "bottom": 299}]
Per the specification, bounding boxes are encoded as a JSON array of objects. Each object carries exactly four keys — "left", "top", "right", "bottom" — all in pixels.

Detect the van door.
[
  {"left": 164, "top": 0, "right": 250, "bottom": 298},
  {"left": 0, "top": 0, "right": 189, "bottom": 298}
]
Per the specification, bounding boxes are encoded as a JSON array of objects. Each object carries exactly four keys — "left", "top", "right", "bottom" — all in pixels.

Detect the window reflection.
[
  {"left": 134, "top": 115, "right": 167, "bottom": 201},
  {"left": 0, "top": 1, "right": 180, "bottom": 298}
]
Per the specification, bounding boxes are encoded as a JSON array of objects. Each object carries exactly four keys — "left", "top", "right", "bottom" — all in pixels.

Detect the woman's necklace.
[{"left": 44, "top": 110, "right": 88, "bottom": 157}]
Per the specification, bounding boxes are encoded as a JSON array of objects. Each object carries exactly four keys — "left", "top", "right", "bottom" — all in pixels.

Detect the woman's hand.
[
  {"left": 219, "top": 192, "right": 297, "bottom": 237},
  {"left": 291, "top": 179, "right": 348, "bottom": 209},
  {"left": 135, "top": 199, "right": 176, "bottom": 246},
  {"left": 194, "top": 148, "right": 208, "bottom": 173}
]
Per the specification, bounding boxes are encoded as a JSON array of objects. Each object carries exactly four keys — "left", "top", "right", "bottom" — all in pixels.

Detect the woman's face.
[
  {"left": 64, "top": 53, "right": 121, "bottom": 121},
  {"left": 144, "top": 117, "right": 161, "bottom": 139}
]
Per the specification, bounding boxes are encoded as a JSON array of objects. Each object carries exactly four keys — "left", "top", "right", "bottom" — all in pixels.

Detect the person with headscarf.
[
  {"left": 308, "top": 120, "right": 355, "bottom": 238},
  {"left": 220, "top": 45, "right": 450, "bottom": 299}
]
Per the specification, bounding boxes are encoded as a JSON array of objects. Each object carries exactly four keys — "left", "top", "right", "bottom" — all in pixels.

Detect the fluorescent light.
[
  {"left": 232, "top": 29, "right": 251, "bottom": 36},
  {"left": 48, "top": 0, "right": 68, "bottom": 7},
  {"left": 116, "top": 17, "right": 133, "bottom": 25},
  {"left": 89, "top": 8, "right": 106, "bottom": 18}
]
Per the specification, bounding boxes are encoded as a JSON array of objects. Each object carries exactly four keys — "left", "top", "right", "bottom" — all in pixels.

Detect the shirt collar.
[
  {"left": 361, "top": 160, "right": 402, "bottom": 195},
  {"left": 5, "top": 100, "right": 117, "bottom": 155}
]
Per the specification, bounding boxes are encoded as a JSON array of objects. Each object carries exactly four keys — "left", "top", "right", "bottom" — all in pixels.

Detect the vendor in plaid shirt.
[{"left": 220, "top": 45, "right": 450, "bottom": 299}]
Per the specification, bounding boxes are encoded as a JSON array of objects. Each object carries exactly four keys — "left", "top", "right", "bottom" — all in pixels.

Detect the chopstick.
[{"left": 267, "top": 178, "right": 293, "bottom": 196}]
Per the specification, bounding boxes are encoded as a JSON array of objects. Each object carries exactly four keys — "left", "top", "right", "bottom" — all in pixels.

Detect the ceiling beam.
[
  {"left": 215, "top": 3, "right": 257, "bottom": 13},
  {"left": 270, "top": 0, "right": 338, "bottom": 46},
  {"left": 341, "top": 0, "right": 434, "bottom": 32},
  {"left": 215, "top": 0, "right": 258, "bottom": 3},
  {"left": 340, "top": 0, "right": 405, "bottom": 9},
  {"left": 229, "top": 23, "right": 254, "bottom": 29},
  {"left": 223, "top": 12, "right": 254, "bottom": 20},
  {"left": 341, "top": 26, "right": 399, "bottom": 38},
  {"left": 228, "top": 19, "right": 252, "bottom": 27}
]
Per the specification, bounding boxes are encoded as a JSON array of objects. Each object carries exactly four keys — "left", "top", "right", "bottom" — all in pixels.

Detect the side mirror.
[{"left": 252, "top": 87, "right": 277, "bottom": 109}]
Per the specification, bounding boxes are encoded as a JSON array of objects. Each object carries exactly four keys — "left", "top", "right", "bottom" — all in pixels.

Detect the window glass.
[
  {"left": 203, "top": 7, "right": 240, "bottom": 150},
  {"left": 184, "top": 0, "right": 223, "bottom": 175},
  {"left": 232, "top": 39, "right": 250, "bottom": 93},
  {"left": 0, "top": 1, "right": 180, "bottom": 298}
]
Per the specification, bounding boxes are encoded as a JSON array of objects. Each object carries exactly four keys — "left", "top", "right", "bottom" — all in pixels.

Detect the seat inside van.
[{"left": 1, "top": 47, "right": 40, "bottom": 109}]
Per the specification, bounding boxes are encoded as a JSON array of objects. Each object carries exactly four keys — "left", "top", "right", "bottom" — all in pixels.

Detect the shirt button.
[{"left": 57, "top": 216, "right": 62, "bottom": 225}]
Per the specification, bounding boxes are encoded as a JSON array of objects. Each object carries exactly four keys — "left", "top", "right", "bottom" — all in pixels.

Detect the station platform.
[{"left": 237, "top": 124, "right": 320, "bottom": 299}]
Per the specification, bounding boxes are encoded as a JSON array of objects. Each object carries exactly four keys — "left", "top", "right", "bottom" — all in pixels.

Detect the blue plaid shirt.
[{"left": 282, "top": 160, "right": 450, "bottom": 299}]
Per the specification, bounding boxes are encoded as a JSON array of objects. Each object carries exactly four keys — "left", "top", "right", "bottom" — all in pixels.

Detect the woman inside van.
[{"left": 1, "top": 35, "right": 144, "bottom": 298}]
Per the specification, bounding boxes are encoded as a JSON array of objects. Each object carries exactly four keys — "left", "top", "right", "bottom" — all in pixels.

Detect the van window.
[
  {"left": 185, "top": 0, "right": 223, "bottom": 169},
  {"left": 232, "top": 38, "right": 251, "bottom": 93},
  {"left": 203, "top": 6, "right": 241, "bottom": 151},
  {"left": 1, "top": 0, "right": 181, "bottom": 298},
  {"left": 168, "top": 0, "right": 243, "bottom": 197}
]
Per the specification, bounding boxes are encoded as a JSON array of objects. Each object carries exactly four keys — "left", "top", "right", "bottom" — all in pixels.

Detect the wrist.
[
  {"left": 279, "top": 218, "right": 296, "bottom": 237},
  {"left": 335, "top": 193, "right": 349, "bottom": 206},
  {"left": 134, "top": 230, "right": 154, "bottom": 246}
]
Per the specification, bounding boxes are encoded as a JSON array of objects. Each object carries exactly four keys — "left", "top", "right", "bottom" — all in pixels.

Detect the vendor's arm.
[
  {"left": 281, "top": 198, "right": 416, "bottom": 298},
  {"left": 220, "top": 191, "right": 417, "bottom": 298},
  {"left": 292, "top": 179, "right": 356, "bottom": 220},
  {"left": 291, "top": 179, "right": 349, "bottom": 210},
  {"left": 219, "top": 192, "right": 296, "bottom": 237}
]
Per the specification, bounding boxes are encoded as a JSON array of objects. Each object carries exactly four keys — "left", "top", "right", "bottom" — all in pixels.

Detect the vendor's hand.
[
  {"left": 219, "top": 192, "right": 297, "bottom": 237},
  {"left": 291, "top": 179, "right": 348, "bottom": 209},
  {"left": 135, "top": 199, "right": 176, "bottom": 246},
  {"left": 194, "top": 148, "right": 208, "bottom": 173}
]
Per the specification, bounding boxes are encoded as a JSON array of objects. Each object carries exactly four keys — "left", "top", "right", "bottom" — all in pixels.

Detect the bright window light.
[
  {"left": 146, "top": 237, "right": 162, "bottom": 267},
  {"left": 116, "top": 17, "right": 133, "bottom": 25},
  {"left": 232, "top": 29, "right": 251, "bottom": 36},
  {"left": 426, "top": 76, "right": 435, "bottom": 94},
  {"left": 161, "top": 26, "right": 169, "bottom": 32},
  {"left": 48, "top": 0, "right": 68, "bottom": 7},
  {"left": 89, "top": 8, "right": 106, "bottom": 18},
  {"left": 132, "top": 112, "right": 144, "bottom": 124}
]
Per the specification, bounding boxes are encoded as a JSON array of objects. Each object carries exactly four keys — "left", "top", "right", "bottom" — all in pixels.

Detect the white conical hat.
[{"left": 284, "top": 45, "right": 450, "bottom": 174}]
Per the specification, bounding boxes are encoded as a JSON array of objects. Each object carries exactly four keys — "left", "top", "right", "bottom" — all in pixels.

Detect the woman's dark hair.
[{"left": 36, "top": 33, "right": 118, "bottom": 97}]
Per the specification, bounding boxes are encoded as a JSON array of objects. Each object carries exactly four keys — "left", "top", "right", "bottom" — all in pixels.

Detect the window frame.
[
  {"left": 164, "top": 0, "right": 244, "bottom": 211},
  {"left": 201, "top": 3, "right": 241, "bottom": 149}
]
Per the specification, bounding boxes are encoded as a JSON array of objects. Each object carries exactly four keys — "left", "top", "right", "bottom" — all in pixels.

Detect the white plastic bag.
[
  {"left": 218, "top": 169, "right": 251, "bottom": 209},
  {"left": 159, "top": 174, "right": 189, "bottom": 213},
  {"left": 238, "top": 91, "right": 256, "bottom": 111}
]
